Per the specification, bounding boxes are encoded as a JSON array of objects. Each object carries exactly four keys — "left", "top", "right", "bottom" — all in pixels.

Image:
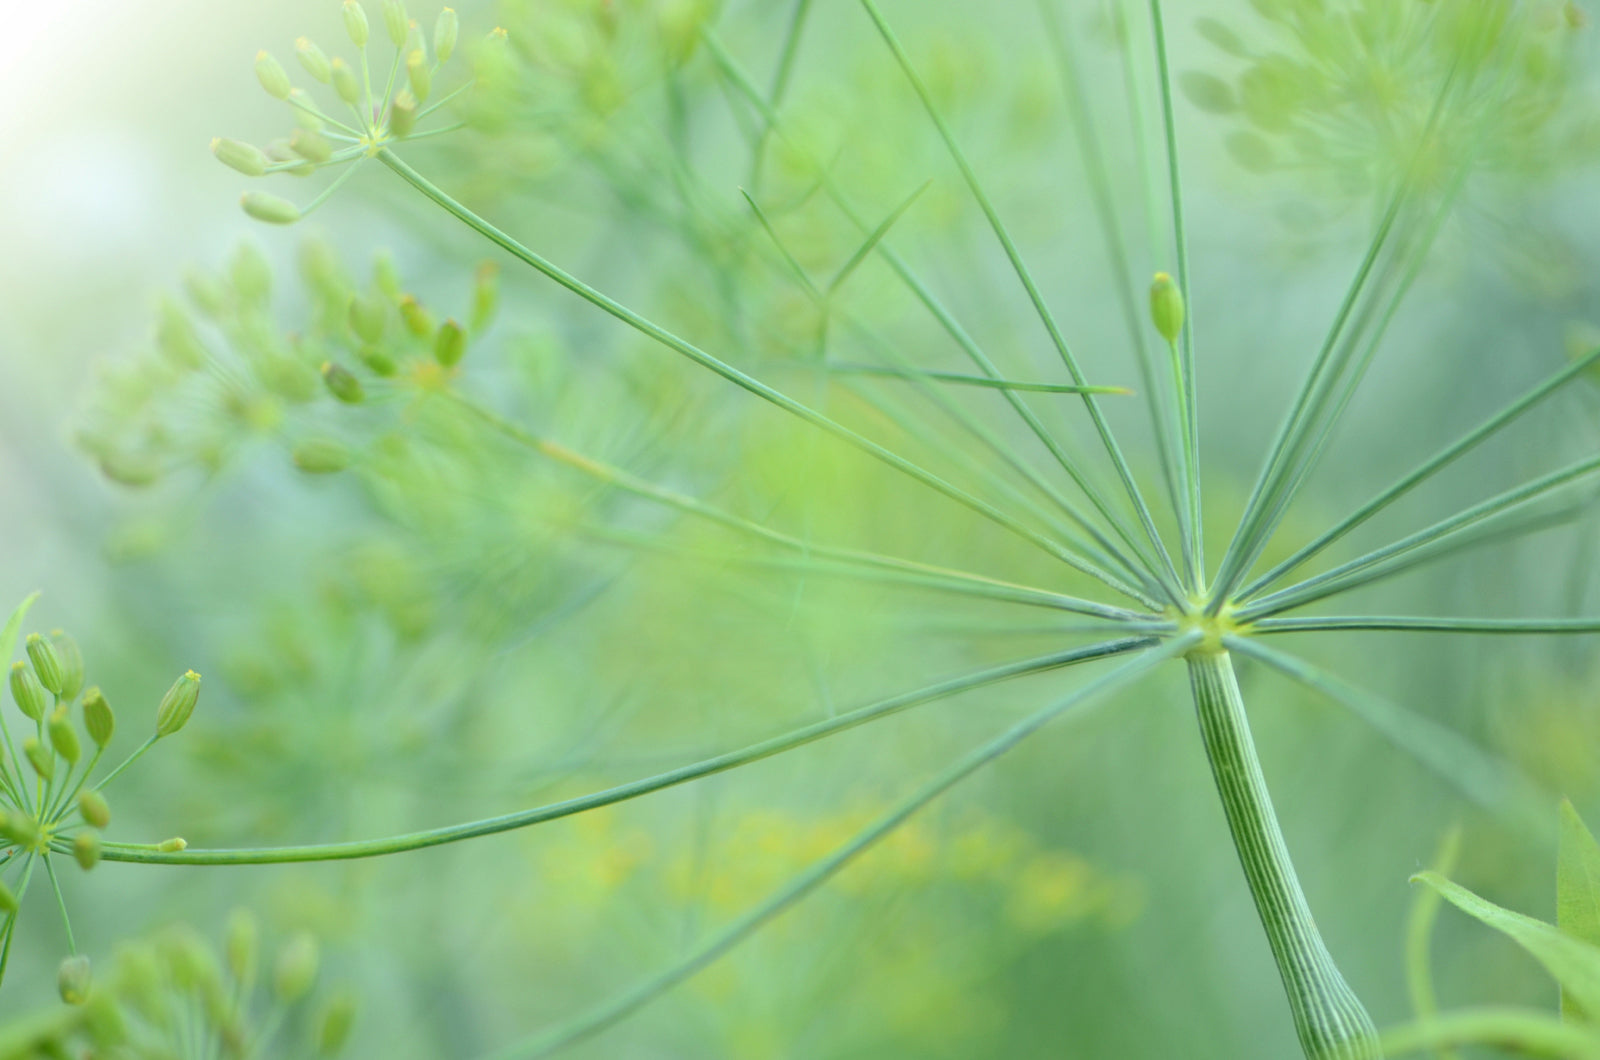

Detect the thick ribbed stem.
[{"left": 1187, "top": 649, "right": 1380, "bottom": 1059}]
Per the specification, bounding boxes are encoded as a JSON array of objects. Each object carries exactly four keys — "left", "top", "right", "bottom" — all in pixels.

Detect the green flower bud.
[
  {"left": 26, "top": 632, "right": 65, "bottom": 695},
  {"left": 382, "top": 0, "right": 409, "bottom": 46},
  {"left": 58, "top": 956, "right": 92, "bottom": 1006},
  {"left": 74, "top": 831, "right": 101, "bottom": 871},
  {"left": 224, "top": 909, "right": 259, "bottom": 984},
  {"left": 79, "top": 789, "right": 111, "bottom": 829},
  {"left": 434, "top": 8, "right": 459, "bottom": 64},
  {"left": 48, "top": 707, "right": 81, "bottom": 766},
  {"left": 212, "top": 137, "right": 270, "bottom": 177},
  {"left": 50, "top": 630, "right": 84, "bottom": 701},
  {"left": 155, "top": 670, "right": 202, "bottom": 738},
  {"left": 290, "top": 128, "right": 334, "bottom": 164},
  {"left": 184, "top": 268, "right": 230, "bottom": 317},
  {"left": 0, "top": 880, "right": 15, "bottom": 915},
  {"left": 331, "top": 58, "right": 361, "bottom": 106},
  {"left": 24, "top": 736, "right": 53, "bottom": 781},
  {"left": 349, "top": 292, "right": 387, "bottom": 343},
  {"left": 398, "top": 295, "right": 434, "bottom": 337},
  {"left": 357, "top": 346, "right": 397, "bottom": 376},
  {"left": 470, "top": 262, "right": 499, "bottom": 333},
  {"left": 293, "top": 438, "right": 353, "bottom": 474},
  {"left": 255, "top": 51, "right": 293, "bottom": 100},
  {"left": 295, "top": 37, "right": 333, "bottom": 83},
  {"left": 82, "top": 687, "right": 114, "bottom": 748},
  {"left": 388, "top": 89, "right": 418, "bottom": 138},
  {"left": 11, "top": 661, "right": 48, "bottom": 721},
  {"left": 343, "top": 0, "right": 370, "bottom": 46},
  {"left": 406, "top": 49, "right": 432, "bottom": 103},
  {"left": 1150, "top": 272, "right": 1185, "bottom": 345},
  {"left": 274, "top": 933, "right": 319, "bottom": 1002},
  {"left": 316, "top": 991, "right": 358, "bottom": 1055},
  {"left": 434, "top": 319, "right": 466, "bottom": 367},
  {"left": 157, "top": 836, "right": 187, "bottom": 853},
  {"left": 242, "top": 192, "right": 303, "bottom": 225},
  {"left": 0, "top": 809, "right": 37, "bottom": 848},
  {"left": 321, "top": 363, "right": 366, "bottom": 404}
]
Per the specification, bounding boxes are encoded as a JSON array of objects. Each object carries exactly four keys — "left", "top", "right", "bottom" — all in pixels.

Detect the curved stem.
[
  {"left": 88, "top": 638, "right": 1155, "bottom": 866},
  {"left": 1186, "top": 649, "right": 1378, "bottom": 1059}
]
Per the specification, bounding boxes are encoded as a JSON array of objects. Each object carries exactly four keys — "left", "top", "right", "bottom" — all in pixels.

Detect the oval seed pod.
[
  {"left": 74, "top": 831, "right": 101, "bottom": 871},
  {"left": 0, "top": 880, "right": 16, "bottom": 915},
  {"left": 434, "top": 8, "right": 459, "bottom": 63},
  {"left": 23, "top": 736, "right": 53, "bottom": 781},
  {"left": 293, "top": 439, "right": 353, "bottom": 474},
  {"left": 388, "top": 89, "right": 419, "bottom": 138},
  {"left": 406, "top": 49, "right": 431, "bottom": 102},
  {"left": 225, "top": 908, "right": 260, "bottom": 984},
  {"left": 50, "top": 630, "right": 84, "bottom": 701},
  {"left": 382, "top": 0, "right": 409, "bottom": 46},
  {"left": 398, "top": 295, "right": 434, "bottom": 337},
  {"left": 48, "top": 707, "right": 81, "bottom": 765},
  {"left": 434, "top": 319, "right": 466, "bottom": 367},
  {"left": 331, "top": 58, "right": 361, "bottom": 106},
  {"left": 82, "top": 686, "right": 115, "bottom": 747},
  {"left": 349, "top": 292, "right": 387, "bottom": 343},
  {"left": 11, "top": 661, "right": 48, "bottom": 721},
  {"left": 155, "top": 670, "right": 202, "bottom": 738},
  {"left": 316, "top": 991, "right": 358, "bottom": 1055},
  {"left": 79, "top": 789, "right": 112, "bottom": 829},
  {"left": 255, "top": 51, "right": 293, "bottom": 100},
  {"left": 274, "top": 933, "right": 320, "bottom": 1002},
  {"left": 343, "top": 0, "right": 370, "bottom": 46},
  {"left": 470, "top": 262, "right": 499, "bottom": 332},
  {"left": 157, "top": 837, "right": 187, "bottom": 852},
  {"left": 26, "top": 632, "right": 65, "bottom": 695},
  {"left": 58, "top": 956, "right": 92, "bottom": 1005},
  {"left": 212, "top": 138, "right": 270, "bottom": 177},
  {"left": 290, "top": 128, "right": 334, "bottom": 164},
  {"left": 321, "top": 363, "right": 366, "bottom": 404},
  {"left": 242, "top": 192, "right": 303, "bottom": 225},
  {"left": 295, "top": 37, "right": 333, "bottom": 83},
  {"left": 358, "top": 346, "right": 397, "bottom": 376},
  {"left": 1150, "top": 272, "right": 1185, "bottom": 345}
]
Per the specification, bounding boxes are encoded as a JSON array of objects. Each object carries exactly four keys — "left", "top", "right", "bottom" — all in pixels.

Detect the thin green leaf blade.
[
  {"left": 1560, "top": 799, "right": 1600, "bottom": 1019},
  {"left": 0, "top": 592, "right": 40, "bottom": 668},
  {"left": 1417, "top": 870, "right": 1600, "bottom": 1019}
]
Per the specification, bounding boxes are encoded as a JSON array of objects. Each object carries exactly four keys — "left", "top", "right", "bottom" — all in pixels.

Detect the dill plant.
[{"left": 8, "top": 0, "right": 1600, "bottom": 1056}]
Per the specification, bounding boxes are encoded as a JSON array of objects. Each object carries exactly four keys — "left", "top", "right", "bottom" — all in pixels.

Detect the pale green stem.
[
  {"left": 44, "top": 856, "right": 74, "bottom": 955},
  {"left": 95, "top": 734, "right": 159, "bottom": 793},
  {"left": 1186, "top": 650, "right": 1379, "bottom": 1059},
  {"left": 88, "top": 638, "right": 1155, "bottom": 866}
]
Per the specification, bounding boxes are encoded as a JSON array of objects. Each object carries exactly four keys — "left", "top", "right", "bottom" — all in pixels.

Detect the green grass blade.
[
  {"left": 826, "top": 180, "right": 930, "bottom": 295},
  {"left": 855, "top": 0, "right": 1181, "bottom": 593},
  {"left": 1405, "top": 827, "right": 1463, "bottom": 1060},
  {"left": 748, "top": 0, "right": 814, "bottom": 190},
  {"left": 1226, "top": 638, "right": 1552, "bottom": 836},
  {"left": 90, "top": 637, "right": 1163, "bottom": 866},
  {"left": 480, "top": 636, "right": 1195, "bottom": 1059},
  {"left": 1380, "top": 1009, "right": 1600, "bottom": 1059},
  {"left": 740, "top": 188, "right": 825, "bottom": 301},
  {"left": 1561, "top": 800, "right": 1600, "bottom": 1019}
]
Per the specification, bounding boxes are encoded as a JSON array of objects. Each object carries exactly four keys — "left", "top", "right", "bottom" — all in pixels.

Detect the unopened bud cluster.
[
  {"left": 0, "top": 596, "right": 203, "bottom": 995},
  {"left": 215, "top": 3, "right": 491, "bottom": 227},
  {"left": 79, "top": 241, "right": 501, "bottom": 489}
]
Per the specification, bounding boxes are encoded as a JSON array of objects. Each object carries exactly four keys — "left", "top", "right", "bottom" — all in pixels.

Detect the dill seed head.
[
  {"left": 74, "top": 831, "right": 101, "bottom": 871},
  {"left": 434, "top": 8, "right": 459, "bottom": 64},
  {"left": 383, "top": 0, "right": 410, "bottom": 47},
  {"left": 155, "top": 670, "right": 202, "bottom": 738},
  {"left": 225, "top": 909, "right": 260, "bottom": 984},
  {"left": 316, "top": 991, "right": 358, "bottom": 1055},
  {"left": 58, "top": 956, "right": 92, "bottom": 1006},
  {"left": 255, "top": 51, "right": 293, "bottom": 101},
  {"left": 331, "top": 57, "right": 361, "bottom": 106},
  {"left": 9, "top": 660, "right": 46, "bottom": 722},
  {"left": 48, "top": 706, "right": 81, "bottom": 765},
  {"left": 274, "top": 933, "right": 320, "bottom": 1003},
  {"left": 295, "top": 37, "right": 333, "bottom": 84},
  {"left": 1149, "top": 273, "right": 1185, "bottom": 345},
  {"left": 79, "top": 789, "right": 111, "bottom": 829},
  {"left": 293, "top": 438, "right": 354, "bottom": 474},
  {"left": 0, "top": 881, "right": 15, "bottom": 915},
  {"left": 434, "top": 319, "right": 466, "bottom": 367},
  {"left": 50, "top": 630, "right": 84, "bottom": 701},
  {"left": 26, "top": 631, "right": 65, "bottom": 695},
  {"left": 242, "top": 192, "right": 303, "bottom": 226},
  {"left": 322, "top": 362, "right": 366, "bottom": 404},
  {"left": 212, "top": 137, "right": 270, "bottom": 178},
  {"left": 343, "top": 0, "right": 370, "bottom": 47},
  {"left": 23, "top": 735, "right": 52, "bottom": 780},
  {"left": 82, "top": 686, "right": 115, "bottom": 747}
]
